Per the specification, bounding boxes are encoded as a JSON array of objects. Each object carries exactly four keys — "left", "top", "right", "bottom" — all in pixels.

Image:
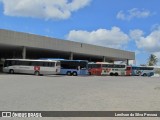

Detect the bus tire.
[
  {"left": 115, "top": 73, "right": 118, "bottom": 76},
  {"left": 143, "top": 73, "right": 147, "bottom": 77},
  {"left": 136, "top": 70, "right": 141, "bottom": 76},
  {"left": 72, "top": 71, "right": 77, "bottom": 76},
  {"left": 89, "top": 72, "right": 91, "bottom": 75},
  {"left": 110, "top": 73, "right": 113, "bottom": 76},
  {"left": 9, "top": 69, "right": 14, "bottom": 74},
  {"left": 66, "top": 71, "right": 72, "bottom": 76},
  {"left": 35, "top": 71, "right": 40, "bottom": 76}
]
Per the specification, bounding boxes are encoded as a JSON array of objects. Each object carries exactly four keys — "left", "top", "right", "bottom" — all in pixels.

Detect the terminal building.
[{"left": 0, "top": 29, "right": 135, "bottom": 70}]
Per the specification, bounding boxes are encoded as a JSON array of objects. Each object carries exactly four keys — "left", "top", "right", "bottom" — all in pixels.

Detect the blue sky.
[{"left": 0, "top": 0, "right": 160, "bottom": 65}]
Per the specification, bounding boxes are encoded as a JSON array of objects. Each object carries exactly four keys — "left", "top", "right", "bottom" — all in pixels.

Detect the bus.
[
  {"left": 60, "top": 60, "right": 88, "bottom": 76},
  {"left": 39, "top": 58, "right": 88, "bottom": 76},
  {"left": 88, "top": 62, "right": 127, "bottom": 76},
  {"left": 3, "top": 59, "right": 61, "bottom": 76},
  {"left": 126, "top": 66, "right": 154, "bottom": 76}
]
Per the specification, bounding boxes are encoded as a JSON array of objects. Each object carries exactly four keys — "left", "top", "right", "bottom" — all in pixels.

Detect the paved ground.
[{"left": 0, "top": 74, "right": 160, "bottom": 120}]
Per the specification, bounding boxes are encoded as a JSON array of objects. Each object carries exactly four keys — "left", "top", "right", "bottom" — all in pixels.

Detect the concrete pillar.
[
  {"left": 22, "top": 46, "right": 26, "bottom": 59},
  {"left": 103, "top": 56, "right": 106, "bottom": 62},
  {"left": 69, "top": 52, "right": 73, "bottom": 60},
  {"left": 126, "top": 59, "right": 129, "bottom": 65}
]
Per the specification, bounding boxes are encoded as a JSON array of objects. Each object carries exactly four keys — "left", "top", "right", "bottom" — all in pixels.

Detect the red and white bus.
[{"left": 88, "top": 62, "right": 128, "bottom": 76}]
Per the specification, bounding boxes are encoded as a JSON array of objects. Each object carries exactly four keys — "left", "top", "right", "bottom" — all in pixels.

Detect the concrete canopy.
[{"left": 0, "top": 29, "right": 135, "bottom": 62}]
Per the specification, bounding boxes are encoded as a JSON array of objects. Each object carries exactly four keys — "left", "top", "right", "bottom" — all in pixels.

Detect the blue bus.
[
  {"left": 130, "top": 66, "right": 154, "bottom": 77},
  {"left": 39, "top": 58, "right": 88, "bottom": 76},
  {"left": 60, "top": 60, "right": 88, "bottom": 76}
]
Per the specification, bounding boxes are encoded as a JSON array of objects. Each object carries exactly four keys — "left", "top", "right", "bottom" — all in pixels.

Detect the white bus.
[
  {"left": 129, "top": 66, "right": 154, "bottom": 77},
  {"left": 3, "top": 59, "right": 61, "bottom": 76}
]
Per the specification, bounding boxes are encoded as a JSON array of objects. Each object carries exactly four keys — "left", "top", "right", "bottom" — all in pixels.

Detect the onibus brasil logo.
[{"left": 2, "top": 112, "right": 42, "bottom": 118}]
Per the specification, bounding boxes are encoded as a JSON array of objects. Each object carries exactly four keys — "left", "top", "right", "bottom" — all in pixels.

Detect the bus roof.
[
  {"left": 141, "top": 66, "right": 160, "bottom": 68},
  {"left": 39, "top": 58, "right": 65, "bottom": 60},
  {"left": 96, "top": 62, "right": 111, "bottom": 64},
  {"left": 39, "top": 58, "right": 88, "bottom": 62},
  {"left": 96, "top": 62, "right": 126, "bottom": 65},
  {"left": 5, "top": 59, "right": 59, "bottom": 62},
  {"left": 130, "top": 65, "right": 154, "bottom": 68},
  {"left": 60, "top": 60, "right": 88, "bottom": 62}
]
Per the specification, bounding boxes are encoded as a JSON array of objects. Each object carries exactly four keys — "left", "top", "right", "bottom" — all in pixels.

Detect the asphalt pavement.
[{"left": 0, "top": 74, "right": 160, "bottom": 120}]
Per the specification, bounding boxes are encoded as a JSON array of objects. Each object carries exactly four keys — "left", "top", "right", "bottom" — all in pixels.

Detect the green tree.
[{"left": 147, "top": 54, "right": 158, "bottom": 66}]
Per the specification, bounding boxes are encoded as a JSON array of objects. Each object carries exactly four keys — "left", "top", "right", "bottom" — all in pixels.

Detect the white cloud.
[
  {"left": 151, "top": 24, "right": 160, "bottom": 31},
  {"left": 0, "top": 0, "right": 91, "bottom": 20},
  {"left": 130, "top": 27, "right": 160, "bottom": 65},
  {"left": 129, "top": 29, "right": 144, "bottom": 40},
  {"left": 67, "top": 27, "right": 129, "bottom": 49},
  {"left": 154, "top": 52, "right": 160, "bottom": 59},
  {"left": 117, "top": 8, "right": 153, "bottom": 21},
  {"left": 130, "top": 27, "right": 160, "bottom": 53}
]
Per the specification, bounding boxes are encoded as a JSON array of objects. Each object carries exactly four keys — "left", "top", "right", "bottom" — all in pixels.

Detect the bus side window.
[
  {"left": 49, "top": 62, "right": 55, "bottom": 67},
  {"left": 47, "top": 62, "right": 50, "bottom": 67},
  {"left": 115, "top": 65, "right": 119, "bottom": 68},
  {"left": 43, "top": 62, "right": 48, "bottom": 67},
  {"left": 122, "top": 65, "right": 125, "bottom": 68},
  {"left": 52, "top": 62, "right": 55, "bottom": 67},
  {"left": 28, "top": 62, "right": 32, "bottom": 66},
  {"left": 25, "top": 61, "right": 30, "bottom": 66},
  {"left": 48, "top": 62, "right": 51, "bottom": 67},
  {"left": 110, "top": 65, "right": 114, "bottom": 68},
  {"left": 15, "top": 61, "right": 19, "bottom": 65},
  {"left": 21, "top": 61, "right": 29, "bottom": 66},
  {"left": 137, "top": 67, "right": 140, "bottom": 70},
  {"left": 11, "top": 60, "right": 16, "bottom": 66},
  {"left": 31, "top": 62, "right": 36, "bottom": 66}
]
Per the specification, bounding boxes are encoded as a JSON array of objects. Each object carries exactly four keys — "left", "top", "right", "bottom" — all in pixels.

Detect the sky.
[{"left": 0, "top": 0, "right": 160, "bottom": 65}]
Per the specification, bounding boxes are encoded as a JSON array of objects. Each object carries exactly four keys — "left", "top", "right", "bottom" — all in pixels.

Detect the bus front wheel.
[
  {"left": 9, "top": 69, "right": 14, "bottom": 74},
  {"left": 35, "top": 71, "right": 40, "bottom": 76}
]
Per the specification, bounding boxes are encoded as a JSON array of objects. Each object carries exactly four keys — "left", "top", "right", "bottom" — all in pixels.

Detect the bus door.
[{"left": 79, "top": 68, "right": 88, "bottom": 75}]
